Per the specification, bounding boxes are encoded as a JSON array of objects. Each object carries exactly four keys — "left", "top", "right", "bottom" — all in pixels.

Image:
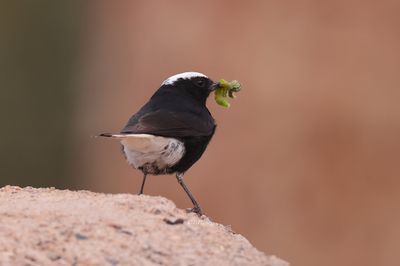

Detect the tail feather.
[
  {"left": 97, "top": 133, "right": 170, "bottom": 152},
  {"left": 98, "top": 133, "right": 114, "bottom": 137},
  {"left": 98, "top": 133, "right": 155, "bottom": 139},
  {"left": 98, "top": 133, "right": 132, "bottom": 138}
]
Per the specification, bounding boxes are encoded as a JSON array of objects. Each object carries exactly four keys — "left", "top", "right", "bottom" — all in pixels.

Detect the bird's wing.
[{"left": 121, "top": 110, "right": 215, "bottom": 137}]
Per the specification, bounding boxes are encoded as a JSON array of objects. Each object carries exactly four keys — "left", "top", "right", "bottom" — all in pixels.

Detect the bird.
[{"left": 99, "top": 72, "right": 220, "bottom": 215}]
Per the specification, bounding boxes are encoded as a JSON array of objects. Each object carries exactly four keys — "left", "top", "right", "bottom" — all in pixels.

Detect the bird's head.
[{"left": 160, "top": 72, "right": 219, "bottom": 106}]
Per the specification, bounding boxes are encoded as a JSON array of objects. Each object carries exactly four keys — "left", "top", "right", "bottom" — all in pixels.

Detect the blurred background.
[{"left": 1, "top": 1, "right": 400, "bottom": 265}]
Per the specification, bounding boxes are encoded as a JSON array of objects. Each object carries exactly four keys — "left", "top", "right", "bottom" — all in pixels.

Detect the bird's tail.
[
  {"left": 98, "top": 133, "right": 134, "bottom": 139},
  {"left": 98, "top": 133, "right": 114, "bottom": 137},
  {"left": 97, "top": 133, "right": 169, "bottom": 152},
  {"left": 97, "top": 133, "right": 129, "bottom": 138},
  {"left": 98, "top": 133, "right": 155, "bottom": 139}
]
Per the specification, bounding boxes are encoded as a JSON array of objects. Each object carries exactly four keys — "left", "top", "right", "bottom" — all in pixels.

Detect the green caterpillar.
[{"left": 214, "top": 79, "right": 242, "bottom": 108}]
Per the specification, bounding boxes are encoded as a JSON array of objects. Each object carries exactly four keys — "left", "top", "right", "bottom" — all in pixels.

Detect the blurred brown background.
[{"left": 2, "top": 1, "right": 400, "bottom": 266}]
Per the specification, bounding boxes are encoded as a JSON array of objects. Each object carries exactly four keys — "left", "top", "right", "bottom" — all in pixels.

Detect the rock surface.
[{"left": 0, "top": 186, "right": 288, "bottom": 266}]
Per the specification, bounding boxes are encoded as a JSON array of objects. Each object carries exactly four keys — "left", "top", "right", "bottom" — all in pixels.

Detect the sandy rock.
[{"left": 0, "top": 186, "right": 288, "bottom": 266}]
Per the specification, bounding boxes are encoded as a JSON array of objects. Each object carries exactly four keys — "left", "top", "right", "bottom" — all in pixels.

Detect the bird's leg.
[
  {"left": 176, "top": 173, "right": 203, "bottom": 215},
  {"left": 138, "top": 173, "right": 147, "bottom": 195}
]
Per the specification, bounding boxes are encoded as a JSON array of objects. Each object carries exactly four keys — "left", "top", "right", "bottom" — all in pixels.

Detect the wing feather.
[{"left": 121, "top": 110, "right": 215, "bottom": 137}]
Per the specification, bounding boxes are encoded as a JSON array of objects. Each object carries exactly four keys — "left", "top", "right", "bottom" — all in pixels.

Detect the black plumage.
[
  {"left": 100, "top": 72, "right": 219, "bottom": 215},
  {"left": 121, "top": 76, "right": 216, "bottom": 172}
]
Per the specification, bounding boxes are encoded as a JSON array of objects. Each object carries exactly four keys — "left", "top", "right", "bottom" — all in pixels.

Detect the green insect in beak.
[{"left": 214, "top": 79, "right": 242, "bottom": 108}]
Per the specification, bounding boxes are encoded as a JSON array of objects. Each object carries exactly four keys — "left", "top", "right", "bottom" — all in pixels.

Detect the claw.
[{"left": 186, "top": 206, "right": 203, "bottom": 216}]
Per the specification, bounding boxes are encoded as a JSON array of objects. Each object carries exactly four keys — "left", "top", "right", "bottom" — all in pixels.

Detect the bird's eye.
[{"left": 195, "top": 79, "right": 206, "bottom": 88}]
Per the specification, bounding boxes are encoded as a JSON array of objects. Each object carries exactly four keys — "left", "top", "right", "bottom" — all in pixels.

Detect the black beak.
[{"left": 210, "top": 81, "right": 220, "bottom": 91}]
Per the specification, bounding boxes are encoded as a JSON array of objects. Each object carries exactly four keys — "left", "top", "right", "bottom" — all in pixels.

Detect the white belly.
[{"left": 118, "top": 134, "right": 185, "bottom": 174}]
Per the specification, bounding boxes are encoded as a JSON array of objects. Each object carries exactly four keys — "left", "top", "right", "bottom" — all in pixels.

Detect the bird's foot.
[{"left": 186, "top": 206, "right": 204, "bottom": 216}]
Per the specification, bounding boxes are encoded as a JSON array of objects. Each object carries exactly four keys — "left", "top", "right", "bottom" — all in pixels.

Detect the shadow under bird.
[{"left": 99, "top": 72, "right": 241, "bottom": 215}]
